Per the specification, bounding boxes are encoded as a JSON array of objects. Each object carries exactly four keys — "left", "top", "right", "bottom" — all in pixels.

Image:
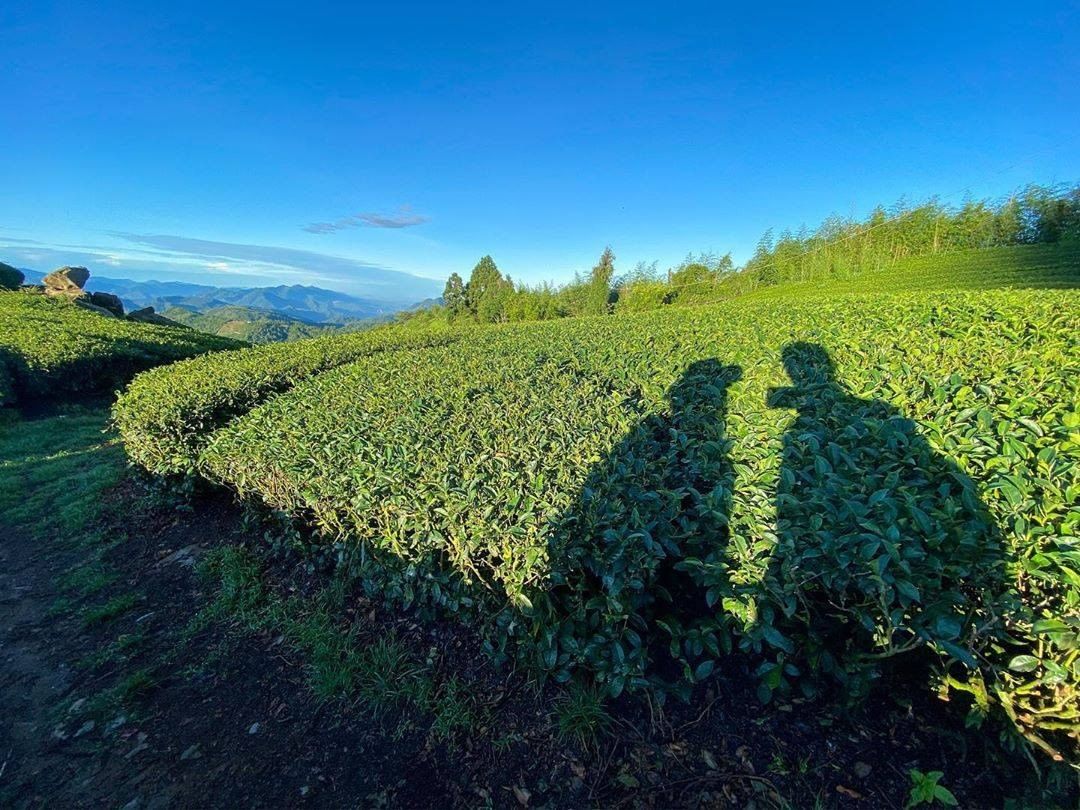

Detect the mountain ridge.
[{"left": 18, "top": 268, "right": 419, "bottom": 324}]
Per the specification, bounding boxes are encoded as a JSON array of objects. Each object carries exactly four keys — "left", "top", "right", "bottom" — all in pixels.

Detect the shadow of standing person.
[
  {"left": 758, "top": 342, "right": 1010, "bottom": 701},
  {"left": 535, "top": 360, "right": 743, "bottom": 697}
]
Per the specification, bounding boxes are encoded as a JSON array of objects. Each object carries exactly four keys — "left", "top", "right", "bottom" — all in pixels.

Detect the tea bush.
[
  {"left": 742, "top": 242, "right": 1080, "bottom": 301},
  {"left": 0, "top": 291, "right": 242, "bottom": 406},
  {"left": 112, "top": 327, "right": 462, "bottom": 474},
  {"left": 142, "top": 288, "right": 1080, "bottom": 761}
]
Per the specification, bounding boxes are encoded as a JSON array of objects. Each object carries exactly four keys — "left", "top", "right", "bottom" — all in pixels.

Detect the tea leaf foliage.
[{"left": 117, "top": 283, "right": 1079, "bottom": 761}]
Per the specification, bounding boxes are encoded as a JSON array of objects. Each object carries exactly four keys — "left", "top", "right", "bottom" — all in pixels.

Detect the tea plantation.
[
  {"left": 740, "top": 242, "right": 1080, "bottom": 301},
  {"left": 114, "top": 256, "right": 1080, "bottom": 765},
  {"left": 113, "top": 326, "right": 462, "bottom": 473},
  {"left": 0, "top": 290, "right": 243, "bottom": 406}
]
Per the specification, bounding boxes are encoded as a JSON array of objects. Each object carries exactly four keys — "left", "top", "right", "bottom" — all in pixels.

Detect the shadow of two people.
[{"left": 546, "top": 342, "right": 1006, "bottom": 696}]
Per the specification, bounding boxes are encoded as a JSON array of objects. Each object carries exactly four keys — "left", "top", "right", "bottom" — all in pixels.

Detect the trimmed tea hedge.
[
  {"left": 141, "top": 288, "right": 1080, "bottom": 761},
  {"left": 112, "top": 327, "right": 463, "bottom": 474},
  {"left": 743, "top": 242, "right": 1080, "bottom": 301},
  {"left": 0, "top": 291, "right": 242, "bottom": 406}
]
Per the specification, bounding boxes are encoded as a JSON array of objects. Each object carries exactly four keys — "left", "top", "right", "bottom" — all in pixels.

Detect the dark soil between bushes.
[{"left": 0, "top": 405, "right": 1069, "bottom": 809}]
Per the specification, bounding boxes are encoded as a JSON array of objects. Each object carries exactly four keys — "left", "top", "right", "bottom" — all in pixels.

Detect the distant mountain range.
[
  {"left": 19, "top": 269, "right": 421, "bottom": 325},
  {"left": 160, "top": 305, "right": 346, "bottom": 343}
]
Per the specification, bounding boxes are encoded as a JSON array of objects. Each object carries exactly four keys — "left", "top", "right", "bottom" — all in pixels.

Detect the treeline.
[
  {"left": 438, "top": 249, "right": 618, "bottom": 323},
  {"left": 401, "top": 183, "right": 1079, "bottom": 327},
  {"left": 739, "top": 182, "right": 1080, "bottom": 291},
  {"left": 401, "top": 249, "right": 737, "bottom": 329}
]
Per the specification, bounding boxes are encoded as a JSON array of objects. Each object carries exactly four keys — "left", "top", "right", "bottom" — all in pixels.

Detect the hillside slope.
[
  {"left": 0, "top": 291, "right": 244, "bottom": 406},
  {"left": 737, "top": 242, "right": 1080, "bottom": 301},
  {"left": 151, "top": 284, "right": 397, "bottom": 323},
  {"left": 161, "top": 305, "right": 342, "bottom": 343}
]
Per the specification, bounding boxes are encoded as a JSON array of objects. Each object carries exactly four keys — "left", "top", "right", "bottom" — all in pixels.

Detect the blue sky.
[{"left": 1, "top": 1, "right": 1077, "bottom": 301}]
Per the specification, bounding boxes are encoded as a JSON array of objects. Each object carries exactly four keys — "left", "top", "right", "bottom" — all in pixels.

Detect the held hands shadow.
[
  {"left": 535, "top": 344, "right": 1011, "bottom": 702},
  {"left": 753, "top": 342, "right": 1011, "bottom": 698}
]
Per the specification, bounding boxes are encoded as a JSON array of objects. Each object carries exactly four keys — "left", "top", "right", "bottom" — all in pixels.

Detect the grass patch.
[
  {"left": 78, "top": 631, "right": 147, "bottom": 671},
  {"left": 81, "top": 668, "right": 157, "bottom": 718},
  {"left": 57, "top": 562, "right": 116, "bottom": 597},
  {"left": 430, "top": 675, "right": 481, "bottom": 743},
  {"left": 0, "top": 405, "right": 125, "bottom": 541},
  {"left": 47, "top": 595, "right": 75, "bottom": 619},
  {"left": 554, "top": 682, "right": 612, "bottom": 750},
  {"left": 191, "top": 546, "right": 487, "bottom": 743},
  {"left": 81, "top": 593, "right": 139, "bottom": 627}
]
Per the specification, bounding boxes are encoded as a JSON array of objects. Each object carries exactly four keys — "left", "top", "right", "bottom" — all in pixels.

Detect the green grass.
[
  {"left": 81, "top": 593, "right": 139, "bottom": 627},
  {"left": 0, "top": 405, "right": 162, "bottom": 731},
  {"left": 78, "top": 631, "right": 147, "bottom": 671},
  {"left": 0, "top": 405, "right": 126, "bottom": 539},
  {"left": 429, "top": 675, "right": 482, "bottom": 743},
  {"left": 191, "top": 546, "right": 487, "bottom": 742},
  {"left": 77, "top": 668, "right": 158, "bottom": 720},
  {"left": 57, "top": 563, "right": 116, "bottom": 596},
  {"left": 0, "top": 290, "right": 244, "bottom": 406},
  {"left": 554, "top": 682, "right": 612, "bottom": 750}
]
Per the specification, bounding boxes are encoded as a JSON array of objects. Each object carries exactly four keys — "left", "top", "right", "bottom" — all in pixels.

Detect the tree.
[
  {"left": 442, "top": 272, "right": 467, "bottom": 316},
  {"left": 584, "top": 246, "right": 615, "bottom": 316},
  {"left": 748, "top": 228, "right": 776, "bottom": 286},
  {"left": 466, "top": 255, "right": 513, "bottom": 322}
]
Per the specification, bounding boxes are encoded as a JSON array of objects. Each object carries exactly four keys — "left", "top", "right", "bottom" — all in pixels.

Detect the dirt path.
[
  {"left": 0, "top": 492, "right": 444, "bottom": 808},
  {"left": 0, "top": 524, "right": 79, "bottom": 802}
]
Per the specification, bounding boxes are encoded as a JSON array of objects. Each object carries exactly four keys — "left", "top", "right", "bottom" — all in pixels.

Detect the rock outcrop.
[
  {"left": 75, "top": 299, "right": 120, "bottom": 318},
  {"left": 37, "top": 267, "right": 131, "bottom": 318},
  {"left": 0, "top": 262, "right": 24, "bottom": 290},
  {"left": 127, "top": 306, "right": 188, "bottom": 329},
  {"left": 42, "top": 266, "right": 91, "bottom": 298},
  {"left": 27, "top": 265, "right": 200, "bottom": 329},
  {"left": 88, "top": 291, "right": 125, "bottom": 317}
]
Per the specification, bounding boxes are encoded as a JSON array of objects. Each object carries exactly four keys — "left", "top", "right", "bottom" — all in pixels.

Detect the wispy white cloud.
[
  {"left": 1, "top": 232, "right": 443, "bottom": 303},
  {"left": 302, "top": 205, "right": 429, "bottom": 234}
]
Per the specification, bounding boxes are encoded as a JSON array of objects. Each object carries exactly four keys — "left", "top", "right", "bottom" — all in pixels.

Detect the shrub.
[
  {"left": 0, "top": 291, "right": 242, "bottom": 406},
  {"left": 614, "top": 278, "right": 670, "bottom": 313},
  {"left": 135, "top": 288, "right": 1080, "bottom": 761},
  {"left": 112, "top": 327, "right": 463, "bottom": 474}
]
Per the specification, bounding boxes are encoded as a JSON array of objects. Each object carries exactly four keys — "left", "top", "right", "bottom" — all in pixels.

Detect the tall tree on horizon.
[
  {"left": 442, "top": 272, "right": 467, "bottom": 316},
  {"left": 466, "top": 255, "right": 513, "bottom": 322},
  {"left": 584, "top": 246, "right": 616, "bottom": 316}
]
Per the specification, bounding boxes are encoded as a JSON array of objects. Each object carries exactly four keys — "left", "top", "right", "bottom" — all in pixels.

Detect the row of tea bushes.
[
  {"left": 113, "top": 327, "right": 462, "bottom": 474},
  {"left": 0, "top": 291, "right": 242, "bottom": 407},
  {"left": 741, "top": 242, "right": 1080, "bottom": 302},
  {"left": 144, "top": 288, "right": 1080, "bottom": 761}
]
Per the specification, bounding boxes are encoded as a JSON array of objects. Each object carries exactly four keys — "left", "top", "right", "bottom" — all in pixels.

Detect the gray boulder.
[
  {"left": 88, "top": 291, "right": 125, "bottom": 317},
  {"left": 75, "top": 299, "right": 118, "bottom": 318},
  {"left": 127, "top": 306, "right": 188, "bottom": 328}
]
